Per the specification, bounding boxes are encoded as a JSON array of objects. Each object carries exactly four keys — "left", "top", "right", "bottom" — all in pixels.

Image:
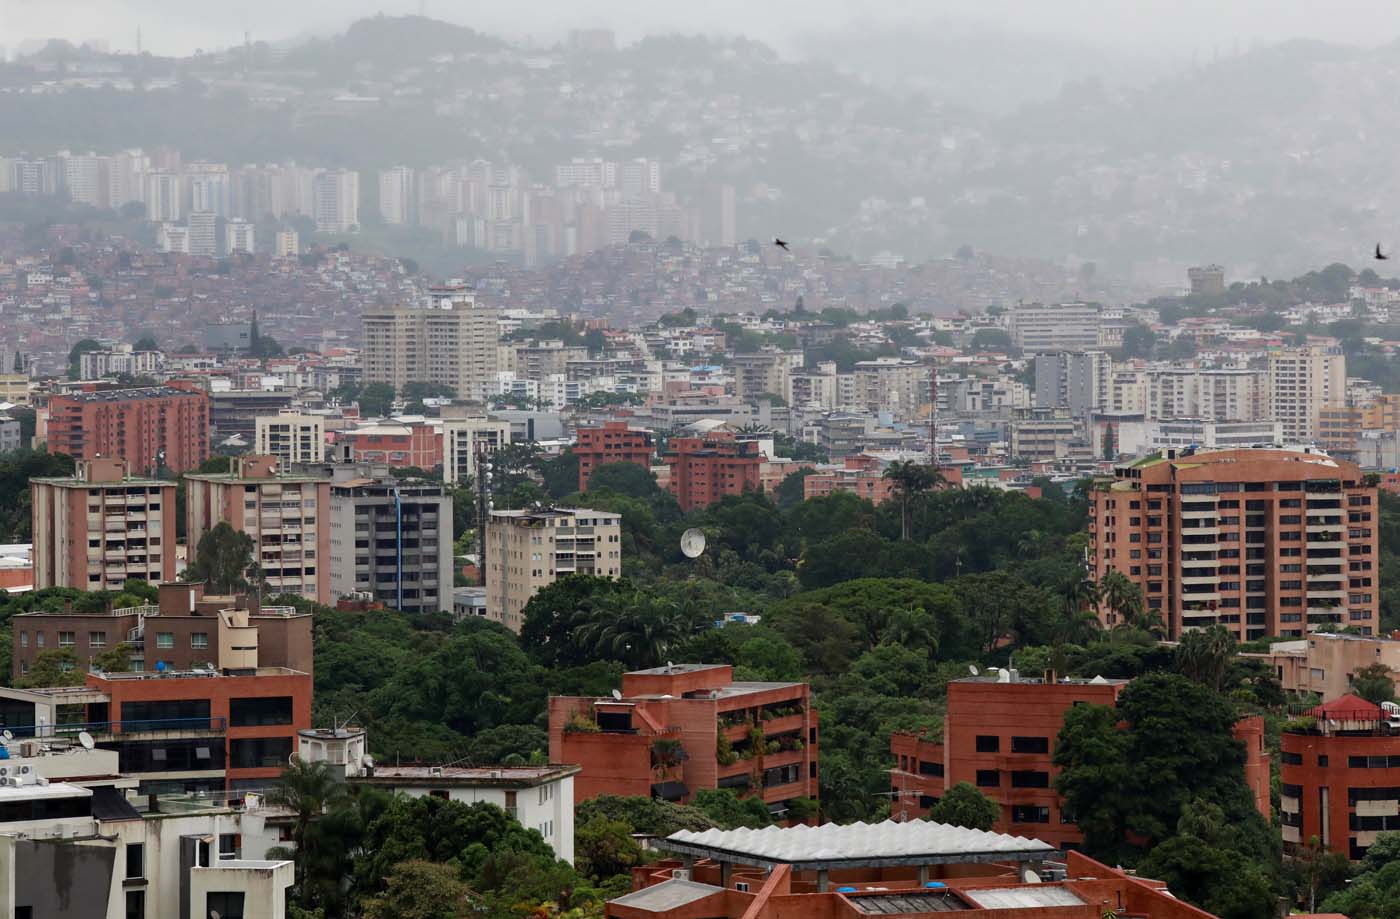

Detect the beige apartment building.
[
  {"left": 185, "top": 456, "right": 332, "bottom": 603},
  {"left": 731, "top": 351, "right": 802, "bottom": 403},
  {"left": 485, "top": 507, "right": 622, "bottom": 632},
  {"left": 0, "top": 373, "right": 32, "bottom": 405},
  {"left": 361, "top": 283, "right": 500, "bottom": 402},
  {"left": 1145, "top": 367, "right": 1266, "bottom": 422},
  {"left": 254, "top": 410, "right": 325, "bottom": 465},
  {"left": 1245, "top": 631, "right": 1400, "bottom": 702},
  {"left": 1268, "top": 346, "right": 1346, "bottom": 443},
  {"left": 30, "top": 457, "right": 177, "bottom": 591}
]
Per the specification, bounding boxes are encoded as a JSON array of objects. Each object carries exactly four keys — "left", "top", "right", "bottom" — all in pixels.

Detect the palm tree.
[
  {"left": 883, "top": 461, "right": 946, "bottom": 540},
  {"left": 265, "top": 759, "right": 350, "bottom": 893},
  {"left": 583, "top": 592, "right": 687, "bottom": 669},
  {"left": 1176, "top": 625, "right": 1236, "bottom": 691},
  {"left": 1097, "top": 569, "right": 1145, "bottom": 633}
]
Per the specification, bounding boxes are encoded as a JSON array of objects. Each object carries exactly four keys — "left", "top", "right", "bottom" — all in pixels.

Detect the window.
[
  {"left": 229, "top": 696, "right": 294, "bottom": 727},
  {"left": 58, "top": 631, "right": 75, "bottom": 647},
  {"left": 205, "top": 892, "right": 246, "bottom": 919},
  {"left": 191, "top": 633, "right": 209, "bottom": 650},
  {"left": 1011, "top": 770, "right": 1051, "bottom": 788},
  {"left": 230, "top": 737, "right": 294, "bottom": 769},
  {"left": 18, "top": 632, "right": 26, "bottom": 648},
  {"left": 219, "top": 833, "right": 239, "bottom": 859},
  {"left": 156, "top": 632, "right": 174, "bottom": 649},
  {"left": 125, "top": 842, "right": 144, "bottom": 879},
  {"left": 975, "top": 735, "right": 999, "bottom": 753},
  {"left": 1010, "top": 736, "right": 1049, "bottom": 754},
  {"left": 89, "top": 631, "right": 106, "bottom": 648},
  {"left": 1011, "top": 805, "right": 1050, "bottom": 823},
  {"left": 975, "top": 770, "right": 1000, "bottom": 787},
  {"left": 125, "top": 890, "right": 145, "bottom": 919},
  {"left": 918, "top": 760, "right": 944, "bottom": 777}
]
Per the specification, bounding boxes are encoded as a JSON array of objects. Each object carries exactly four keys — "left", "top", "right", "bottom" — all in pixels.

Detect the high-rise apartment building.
[
  {"left": 145, "top": 171, "right": 181, "bottom": 222},
  {"left": 1269, "top": 346, "right": 1346, "bottom": 443},
  {"left": 312, "top": 168, "right": 360, "bottom": 233},
  {"left": 30, "top": 457, "right": 177, "bottom": 592},
  {"left": 663, "top": 431, "right": 764, "bottom": 512},
  {"left": 441, "top": 414, "right": 512, "bottom": 485},
  {"left": 361, "top": 284, "right": 500, "bottom": 401},
  {"left": 485, "top": 507, "right": 622, "bottom": 632},
  {"left": 327, "top": 475, "right": 452, "bottom": 614},
  {"left": 46, "top": 385, "right": 210, "bottom": 474},
  {"left": 254, "top": 410, "right": 324, "bottom": 464},
  {"left": 185, "top": 456, "right": 332, "bottom": 603},
  {"left": 1188, "top": 264, "right": 1227, "bottom": 296},
  {"left": 378, "top": 166, "right": 416, "bottom": 225},
  {"left": 731, "top": 352, "right": 801, "bottom": 404},
  {"left": 1008, "top": 302, "right": 1100, "bottom": 353},
  {"left": 1145, "top": 367, "right": 1266, "bottom": 422},
  {"left": 575, "top": 421, "right": 655, "bottom": 491},
  {"left": 274, "top": 228, "right": 300, "bottom": 258},
  {"left": 1089, "top": 447, "right": 1378, "bottom": 641},
  {"left": 187, "top": 211, "right": 218, "bottom": 257},
  {"left": 225, "top": 218, "right": 255, "bottom": 254},
  {"left": 1033, "top": 351, "right": 1112, "bottom": 419}
]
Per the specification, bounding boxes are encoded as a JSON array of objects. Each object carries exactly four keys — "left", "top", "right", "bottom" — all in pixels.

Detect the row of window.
[
  {"left": 976, "top": 769, "right": 1050, "bottom": 788},
  {"left": 974, "top": 735, "right": 1050, "bottom": 754}
]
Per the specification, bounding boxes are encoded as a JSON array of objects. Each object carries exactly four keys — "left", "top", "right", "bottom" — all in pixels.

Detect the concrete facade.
[
  {"left": 327, "top": 476, "right": 452, "bottom": 613},
  {"left": 485, "top": 507, "right": 622, "bottom": 632}
]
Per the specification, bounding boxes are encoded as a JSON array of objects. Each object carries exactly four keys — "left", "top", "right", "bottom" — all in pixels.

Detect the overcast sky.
[{"left": 4, "top": 0, "right": 1400, "bottom": 58}]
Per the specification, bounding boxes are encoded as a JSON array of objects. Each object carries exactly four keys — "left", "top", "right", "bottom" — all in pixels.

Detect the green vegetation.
[{"left": 927, "top": 782, "right": 999, "bottom": 830}]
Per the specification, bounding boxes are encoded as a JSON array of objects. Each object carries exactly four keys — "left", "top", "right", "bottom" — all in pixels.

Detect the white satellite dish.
[
  {"left": 78, "top": 731, "right": 95, "bottom": 751},
  {"left": 611, "top": 689, "right": 623, "bottom": 701},
  {"left": 2, "top": 731, "right": 12, "bottom": 742},
  {"left": 968, "top": 665, "right": 979, "bottom": 677},
  {"left": 680, "top": 528, "right": 707, "bottom": 559}
]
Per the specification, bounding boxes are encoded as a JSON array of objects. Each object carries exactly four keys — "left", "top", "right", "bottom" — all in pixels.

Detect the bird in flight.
[
  {"left": 773, "top": 238, "right": 790, "bottom": 252},
  {"left": 1377, "top": 243, "right": 1389, "bottom": 260}
]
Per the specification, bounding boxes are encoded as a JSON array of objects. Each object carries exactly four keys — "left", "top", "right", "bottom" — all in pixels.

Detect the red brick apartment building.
[
  {"left": 30, "top": 457, "right": 177, "bottom": 592},
  {"left": 662, "top": 432, "right": 763, "bottom": 511},
  {"left": 576, "top": 421, "right": 655, "bottom": 491},
  {"left": 890, "top": 676, "right": 1271, "bottom": 848},
  {"left": 13, "top": 580, "right": 312, "bottom": 681},
  {"left": 549, "top": 664, "right": 817, "bottom": 817},
  {"left": 45, "top": 384, "right": 210, "bottom": 473},
  {"left": 1089, "top": 447, "right": 1378, "bottom": 641},
  {"left": 1281, "top": 694, "right": 1400, "bottom": 859}
]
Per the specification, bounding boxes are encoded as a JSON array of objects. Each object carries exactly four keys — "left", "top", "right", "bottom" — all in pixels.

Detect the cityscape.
[{"left": 4, "top": 5, "right": 1400, "bottom": 919}]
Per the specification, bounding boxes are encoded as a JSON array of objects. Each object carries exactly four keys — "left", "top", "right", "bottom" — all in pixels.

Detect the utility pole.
[{"left": 928, "top": 359, "right": 938, "bottom": 465}]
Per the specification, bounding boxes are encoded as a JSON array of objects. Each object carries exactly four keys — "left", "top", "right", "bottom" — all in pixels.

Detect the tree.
[
  {"left": 1175, "top": 625, "right": 1236, "bottom": 692},
  {"left": 132, "top": 335, "right": 159, "bottom": 352},
  {"left": 586, "top": 461, "right": 659, "bottom": 498},
  {"left": 17, "top": 648, "right": 84, "bottom": 688},
  {"left": 184, "top": 522, "right": 258, "bottom": 594},
  {"left": 774, "top": 469, "right": 815, "bottom": 509},
  {"left": 882, "top": 461, "right": 944, "bottom": 541},
  {"left": 575, "top": 795, "right": 717, "bottom": 837},
  {"left": 1121, "top": 324, "right": 1156, "bottom": 359},
  {"left": 1053, "top": 703, "right": 1133, "bottom": 857},
  {"left": 265, "top": 760, "right": 351, "bottom": 897},
  {"left": 361, "top": 859, "right": 474, "bottom": 919},
  {"left": 1352, "top": 662, "right": 1396, "bottom": 705},
  {"left": 91, "top": 642, "right": 135, "bottom": 674},
  {"left": 927, "top": 782, "right": 999, "bottom": 830},
  {"left": 971, "top": 328, "right": 1015, "bottom": 353},
  {"left": 690, "top": 788, "right": 773, "bottom": 829},
  {"left": 575, "top": 816, "right": 644, "bottom": 880}
]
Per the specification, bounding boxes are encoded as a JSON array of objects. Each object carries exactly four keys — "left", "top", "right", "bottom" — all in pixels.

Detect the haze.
[{"left": 6, "top": 0, "right": 1400, "bottom": 61}]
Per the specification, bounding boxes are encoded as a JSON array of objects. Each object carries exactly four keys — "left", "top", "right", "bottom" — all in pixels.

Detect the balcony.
[{"left": 10, "top": 717, "right": 227, "bottom": 740}]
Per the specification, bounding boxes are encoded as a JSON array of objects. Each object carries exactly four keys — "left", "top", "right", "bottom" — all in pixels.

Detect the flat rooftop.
[
  {"left": 625, "top": 681, "right": 805, "bottom": 701},
  {"left": 660, "top": 820, "right": 1055, "bottom": 871},
  {"left": 52, "top": 386, "right": 201, "bottom": 403},
  {"left": 357, "top": 764, "right": 581, "bottom": 788}
]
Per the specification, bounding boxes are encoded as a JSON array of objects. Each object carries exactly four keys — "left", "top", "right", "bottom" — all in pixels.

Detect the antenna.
[
  {"left": 78, "top": 731, "right": 95, "bottom": 751},
  {"left": 610, "top": 689, "right": 622, "bottom": 701}
]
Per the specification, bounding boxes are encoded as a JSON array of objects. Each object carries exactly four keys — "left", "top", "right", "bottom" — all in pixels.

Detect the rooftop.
[
  {"left": 659, "top": 820, "right": 1055, "bottom": 871},
  {"left": 52, "top": 386, "right": 203, "bottom": 404},
  {"left": 610, "top": 879, "right": 726, "bottom": 912},
  {"left": 356, "top": 764, "right": 582, "bottom": 788}
]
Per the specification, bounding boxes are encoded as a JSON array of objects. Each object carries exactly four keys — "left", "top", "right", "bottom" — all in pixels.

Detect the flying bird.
[
  {"left": 773, "top": 238, "right": 790, "bottom": 252},
  {"left": 1377, "top": 243, "right": 1389, "bottom": 261}
]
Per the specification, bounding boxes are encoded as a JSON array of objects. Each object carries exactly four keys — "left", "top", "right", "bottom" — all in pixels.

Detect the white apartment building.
[
  {"left": 312, "top": 168, "right": 360, "bottom": 233},
  {"left": 274, "top": 229, "right": 300, "bottom": 258},
  {"left": 1009, "top": 301, "right": 1101, "bottom": 353},
  {"left": 1268, "top": 346, "right": 1346, "bottom": 443},
  {"left": 145, "top": 172, "right": 181, "bottom": 222},
  {"left": 442, "top": 415, "right": 514, "bottom": 485},
  {"left": 78, "top": 345, "right": 164, "bottom": 380},
  {"left": 378, "top": 166, "right": 416, "bottom": 225},
  {"left": 225, "top": 218, "right": 256, "bottom": 255},
  {"left": 1145, "top": 367, "right": 1266, "bottom": 422},
  {"left": 485, "top": 507, "right": 622, "bottom": 633},
  {"left": 187, "top": 211, "right": 218, "bottom": 257},
  {"left": 254, "top": 411, "right": 325, "bottom": 464}
]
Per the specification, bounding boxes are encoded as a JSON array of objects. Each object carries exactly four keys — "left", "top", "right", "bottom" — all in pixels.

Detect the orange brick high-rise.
[
  {"left": 46, "top": 385, "right": 210, "bottom": 474},
  {"left": 662, "top": 431, "right": 763, "bottom": 511},
  {"left": 576, "top": 421, "right": 655, "bottom": 492},
  {"left": 1089, "top": 447, "right": 1378, "bottom": 641}
]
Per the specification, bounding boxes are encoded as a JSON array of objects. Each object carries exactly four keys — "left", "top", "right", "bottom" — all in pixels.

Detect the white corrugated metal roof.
[
  {"left": 665, "top": 820, "right": 1054, "bottom": 864},
  {"left": 964, "top": 887, "right": 1085, "bottom": 909},
  {"left": 609, "top": 879, "right": 726, "bottom": 912}
]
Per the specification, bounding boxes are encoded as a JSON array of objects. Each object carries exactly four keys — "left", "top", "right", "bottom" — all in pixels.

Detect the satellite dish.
[
  {"left": 680, "top": 528, "right": 707, "bottom": 559},
  {"left": 78, "top": 731, "right": 95, "bottom": 751},
  {"left": 968, "top": 665, "right": 979, "bottom": 677},
  {"left": 611, "top": 689, "right": 623, "bottom": 701},
  {"left": 211, "top": 911, "right": 222, "bottom": 919},
  {"left": 2, "top": 731, "right": 12, "bottom": 742}
]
